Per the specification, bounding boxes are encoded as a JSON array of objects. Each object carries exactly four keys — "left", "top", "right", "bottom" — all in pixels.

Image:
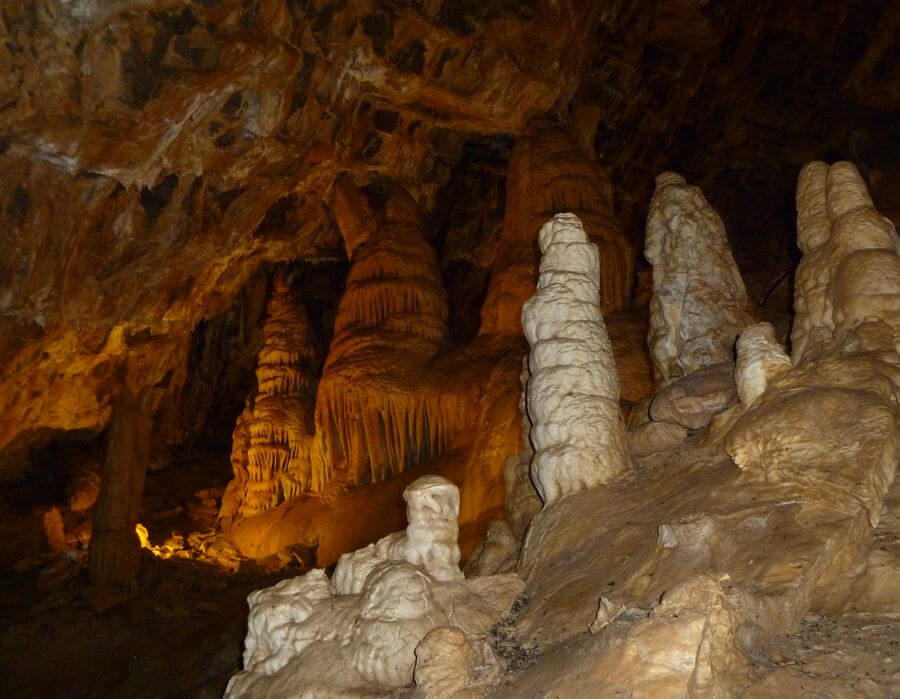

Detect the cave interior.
[{"left": 0, "top": 0, "right": 899, "bottom": 696}]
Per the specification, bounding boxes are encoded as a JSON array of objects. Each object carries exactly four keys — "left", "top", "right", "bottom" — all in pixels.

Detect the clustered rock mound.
[
  {"left": 234, "top": 162, "right": 898, "bottom": 696},
  {"left": 226, "top": 476, "right": 523, "bottom": 697}
]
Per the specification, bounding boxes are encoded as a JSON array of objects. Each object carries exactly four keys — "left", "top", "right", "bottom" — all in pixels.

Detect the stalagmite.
[
  {"left": 521, "top": 213, "right": 629, "bottom": 504},
  {"left": 315, "top": 177, "right": 451, "bottom": 486},
  {"left": 792, "top": 161, "right": 900, "bottom": 363},
  {"left": 333, "top": 476, "right": 462, "bottom": 594},
  {"left": 480, "top": 126, "right": 633, "bottom": 336},
  {"left": 221, "top": 276, "right": 319, "bottom": 520},
  {"left": 645, "top": 172, "right": 754, "bottom": 382},
  {"left": 88, "top": 391, "right": 153, "bottom": 587},
  {"left": 226, "top": 475, "right": 523, "bottom": 697},
  {"left": 734, "top": 322, "right": 792, "bottom": 406}
]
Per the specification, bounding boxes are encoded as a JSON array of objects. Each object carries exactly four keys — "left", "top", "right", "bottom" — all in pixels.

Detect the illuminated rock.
[
  {"left": 508, "top": 163, "right": 898, "bottom": 695},
  {"left": 649, "top": 362, "right": 737, "bottom": 430},
  {"left": 226, "top": 475, "right": 523, "bottom": 697},
  {"left": 414, "top": 626, "right": 477, "bottom": 697},
  {"left": 791, "top": 161, "right": 900, "bottom": 364},
  {"left": 315, "top": 177, "right": 452, "bottom": 487},
  {"left": 626, "top": 395, "right": 688, "bottom": 457},
  {"left": 221, "top": 276, "right": 319, "bottom": 520},
  {"left": 521, "top": 213, "right": 629, "bottom": 504},
  {"left": 734, "top": 322, "right": 792, "bottom": 406},
  {"left": 481, "top": 126, "right": 632, "bottom": 336},
  {"left": 645, "top": 172, "right": 754, "bottom": 382},
  {"left": 333, "top": 476, "right": 462, "bottom": 595}
]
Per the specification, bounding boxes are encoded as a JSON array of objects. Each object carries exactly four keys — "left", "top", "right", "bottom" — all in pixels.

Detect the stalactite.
[{"left": 313, "top": 177, "right": 451, "bottom": 487}]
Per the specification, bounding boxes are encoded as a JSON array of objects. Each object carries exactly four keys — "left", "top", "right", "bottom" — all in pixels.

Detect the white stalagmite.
[
  {"left": 521, "top": 213, "right": 628, "bottom": 504},
  {"left": 225, "top": 475, "right": 524, "bottom": 697},
  {"left": 645, "top": 172, "right": 754, "bottom": 382},
  {"left": 791, "top": 160, "right": 900, "bottom": 364},
  {"left": 333, "top": 476, "right": 462, "bottom": 594},
  {"left": 734, "top": 322, "right": 792, "bottom": 406}
]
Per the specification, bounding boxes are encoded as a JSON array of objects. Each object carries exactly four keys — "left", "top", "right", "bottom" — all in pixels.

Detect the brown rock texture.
[
  {"left": 480, "top": 125, "right": 633, "bottom": 336},
  {"left": 0, "top": 0, "right": 601, "bottom": 478}
]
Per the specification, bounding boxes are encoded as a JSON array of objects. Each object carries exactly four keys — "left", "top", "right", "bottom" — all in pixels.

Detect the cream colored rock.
[
  {"left": 735, "top": 322, "right": 792, "bottom": 406},
  {"left": 464, "top": 520, "right": 518, "bottom": 577},
  {"left": 403, "top": 476, "right": 464, "bottom": 582},
  {"left": 351, "top": 563, "right": 449, "bottom": 686},
  {"left": 645, "top": 172, "right": 754, "bottom": 382},
  {"left": 521, "top": 213, "right": 629, "bottom": 504},
  {"left": 791, "top": 161, "right": 900, "bottom": 364},
  {"left": 503, "top": 163, "right": 898, "bottom": 697},
  {"left": 227, "top": 475, "right": 523, "bottom": 697},
  {"left": 649, "top": 362, "right": 737, "bottom": 429},
  {"left": 414, "top": 626, "right": 476, "bottom": 697},
  {"left": 334, "top": 476, "right": 463, "bottom": 594}
]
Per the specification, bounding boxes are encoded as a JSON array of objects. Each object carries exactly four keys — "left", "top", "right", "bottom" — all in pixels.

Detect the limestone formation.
[
  {"left": 645, "top": 172, "right": 754, "bottom": 382},
  {"left": 413, "top": 626, "right": 477, "bottom": 697},
  {"left": 464, "top": 520, "right": 519, "bottom": 577},
  {"left": 502, "top": 357, "right": 542, "bottom": 539},
  {"left": 480, "top": 126, "right": 633, "bottom": 336},
  {"left": 226, "top": 475, "right": 523, "bottom": 697},
  {"left": 221, "top": 276, "right": 319, "bottom": 520},
  {"left": 649, "top": 362, "right": 738, "bottom": 430},
  {"left": 522, "top": 213, "right": 629, "bottom": 504},
  {"left": 626, "top": 395, "right": 689, "bottom": 457},
  {"left": 791, "top": 161, "right": 900, "bottom": 364},
  {"left": 88, "top": 391, "right": 153, "bottom": 587},
  {"left": 316, "top": 177, "right": 453, "bottom": 486},
  {"left": 734, "top": 322, "right": 792, "bottom": 406},
  {"left": 333, "top": 476, "right": 463, "bottom": 594},
  {"left": 504, "top": 162, "right": 899, "bottom": 696}
]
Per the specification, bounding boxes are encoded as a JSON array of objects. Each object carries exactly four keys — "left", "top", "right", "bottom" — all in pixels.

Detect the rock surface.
[{"left": 645, "top": 172, "right": 754, "bottom": 382}]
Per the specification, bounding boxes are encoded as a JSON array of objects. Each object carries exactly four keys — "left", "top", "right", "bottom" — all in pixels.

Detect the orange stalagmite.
[
  {"left": 221, "top": 275, "right": 320, "bottom": 522},
  {"left": 481, "top": 125, "right": 633, "bottom": 336}
]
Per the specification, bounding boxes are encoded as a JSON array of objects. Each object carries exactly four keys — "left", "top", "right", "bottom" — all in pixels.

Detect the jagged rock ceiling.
[{"left": 1, "top": 0, "right": 898, "bottom": 476}]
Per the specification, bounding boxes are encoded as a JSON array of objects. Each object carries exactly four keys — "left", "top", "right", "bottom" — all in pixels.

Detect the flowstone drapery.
[
  {"left": 315, "top": 176, "right": 455, "bottom": 486},
  {"left": 521, "top": 213, "right": 629, "bottom": 504}
]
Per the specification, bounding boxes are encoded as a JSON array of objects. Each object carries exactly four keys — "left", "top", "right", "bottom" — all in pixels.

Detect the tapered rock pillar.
[
  {"left": 88, "top": 391, "right": 152, "bottom": 587},
  {"left": 645, "top": 172, "right": 754, "bottom": 382},
  {"left": 522, "top": 213, "right": 629, "bottom": 504}
]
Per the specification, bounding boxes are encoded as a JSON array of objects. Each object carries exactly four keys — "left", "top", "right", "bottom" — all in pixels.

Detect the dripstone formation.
[{"left": 521, "top": 213, "right": 629, "bottom": 504}]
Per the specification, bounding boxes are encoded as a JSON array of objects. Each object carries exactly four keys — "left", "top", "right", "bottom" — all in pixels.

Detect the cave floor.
[{"left": 0, "top": 449, "right": 299, "bottom": 698}]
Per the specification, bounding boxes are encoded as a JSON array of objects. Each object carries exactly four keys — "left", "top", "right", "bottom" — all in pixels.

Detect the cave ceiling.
[{"left": 0, "top": 0, "right": 898, "bottom": 475}]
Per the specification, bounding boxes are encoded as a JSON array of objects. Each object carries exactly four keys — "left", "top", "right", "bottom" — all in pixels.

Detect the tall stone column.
[{"left": 88, "top": 390, "right": 153, "bottom": 587}]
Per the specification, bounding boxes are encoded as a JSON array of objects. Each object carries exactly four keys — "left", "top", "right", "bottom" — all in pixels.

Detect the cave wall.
[{"left": 1, "top": 0, "right": 898, "bottom": 475}]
